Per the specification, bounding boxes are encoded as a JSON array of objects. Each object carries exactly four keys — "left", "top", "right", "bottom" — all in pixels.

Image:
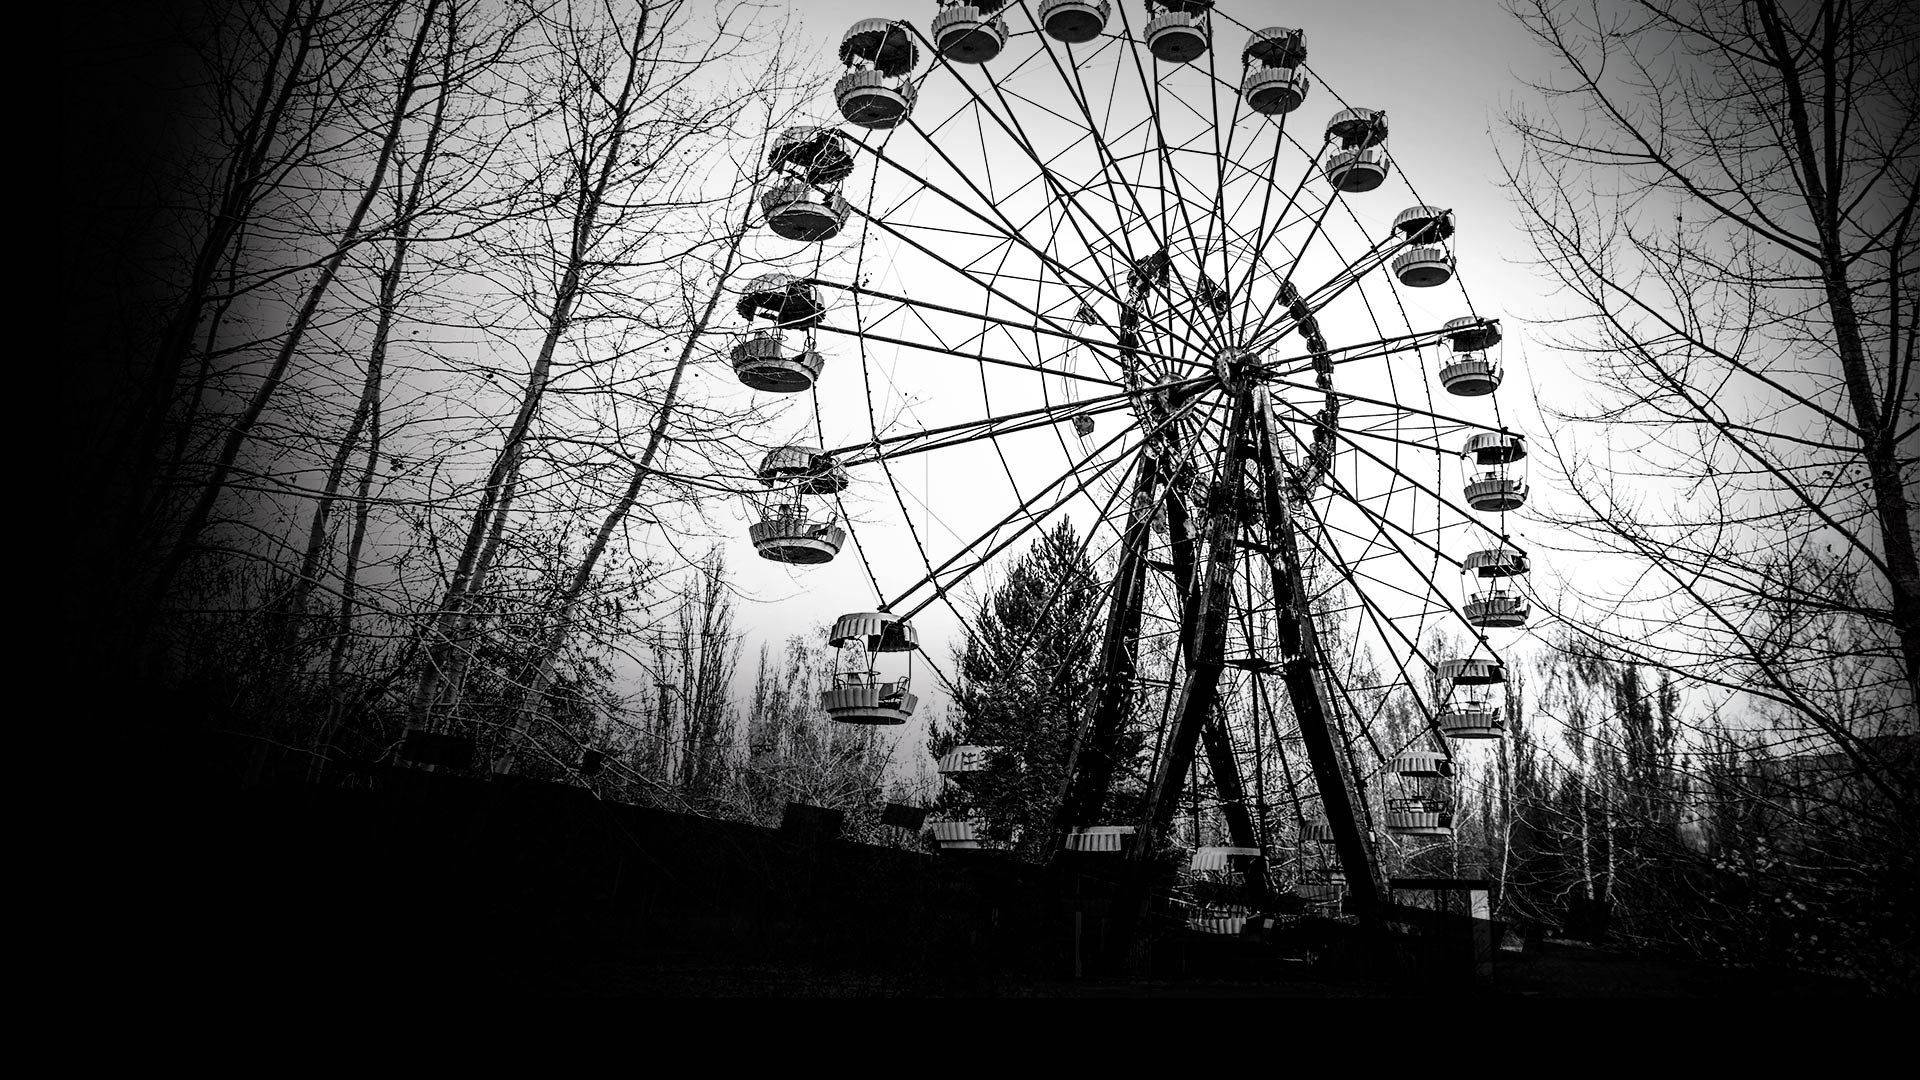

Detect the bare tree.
[
  {"left": 78, "top": 0, "right": 406, "bottom": 657},
  {"left": 726, "top": 630, "right": 897, "bottom": 837},
  {"left": 495, "top": 142, "right": 787, "bottom": 766},
  {"left": 136, "top": 1, "right": 449, "bottom": 620},
  {"left": 277, "top": 0, "right": 529, "bottom": 644},
  {"left": 1502, "top": 0, "right": 1917, "bottom": 810},
  {"left": 406, "top": 0, "right": 811, "bottom": 735}
]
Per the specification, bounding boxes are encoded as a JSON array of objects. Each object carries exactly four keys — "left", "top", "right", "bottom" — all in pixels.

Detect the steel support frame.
[
  {"left": 1251, "top": 387, "right": 1384, "bottom": 928},
  {"left": 1113, "top": 374, "right": 1265, "bottom": 950},
  {"left": 1077, "top": 375, "right": 1384, "bottom": 965}
]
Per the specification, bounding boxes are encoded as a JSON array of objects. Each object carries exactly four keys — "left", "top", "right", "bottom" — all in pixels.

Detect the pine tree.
[{"left": 937, "top": 521, "right": 1108, "bottom": 859}]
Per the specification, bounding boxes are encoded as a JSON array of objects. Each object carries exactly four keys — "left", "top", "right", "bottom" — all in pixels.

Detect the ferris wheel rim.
[
  {"left": 833, "top": 16, "right": 1505, "bottom": 645},
  {"left": 735, "top": 3, "right": 1539, "bottom": 845}
]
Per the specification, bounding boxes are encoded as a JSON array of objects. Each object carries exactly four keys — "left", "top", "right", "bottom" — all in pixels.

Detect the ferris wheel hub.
[{"left": 1213, "top": 348, "right": 1257, "bottom": 386}]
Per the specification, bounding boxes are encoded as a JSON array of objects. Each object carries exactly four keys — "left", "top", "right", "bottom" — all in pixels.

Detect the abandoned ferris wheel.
[{"left": 727, "top": 1, "right": 1533, "bottom": 928}]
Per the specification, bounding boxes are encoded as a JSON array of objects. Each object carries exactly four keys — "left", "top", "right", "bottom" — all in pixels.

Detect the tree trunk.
[
  {"left": 497, "top": 217, "right": 751, "bottom": 769},
  {"left": 281, "top": 1, "right": 458, "bottom": 654},
  {"left": 143, "top": 0, "right": 439, "bottom": 628},
  {"left": 414, "top": 6, "right": 655, "bottom": 728}
]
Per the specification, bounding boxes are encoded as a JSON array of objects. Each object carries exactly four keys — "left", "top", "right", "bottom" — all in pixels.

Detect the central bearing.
[{"left": 1215, "top": 348, "right": 1258, "bottom": 385}]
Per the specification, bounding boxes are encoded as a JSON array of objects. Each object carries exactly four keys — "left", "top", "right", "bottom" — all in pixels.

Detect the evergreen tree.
[{"left": 936, "top": 521, "right": 1109, "bottom": 859}]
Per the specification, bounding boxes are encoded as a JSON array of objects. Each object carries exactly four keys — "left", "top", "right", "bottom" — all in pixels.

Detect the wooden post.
[
  {"left": 1074, "top": 910, "right": 1084, "bottom": 979},
  {"left": 1469, "top": 885, "right": 1493, "bottom": 980}
]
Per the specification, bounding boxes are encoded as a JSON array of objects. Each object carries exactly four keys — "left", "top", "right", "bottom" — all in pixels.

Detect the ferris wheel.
[{"left": 728, "top": 1, "right": 1534, "bottom": 928}]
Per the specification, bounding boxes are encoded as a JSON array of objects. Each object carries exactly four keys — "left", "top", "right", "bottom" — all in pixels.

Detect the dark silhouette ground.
[{"left": 144, "top": 737, "right": 1865, "bottom": 998}]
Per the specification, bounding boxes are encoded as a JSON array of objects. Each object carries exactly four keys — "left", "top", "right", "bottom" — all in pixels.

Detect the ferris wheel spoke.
[
  {"left": 1269, "top": 409, "right": 1479, "bottom": 567},
  {"left": 812, "top": 275, "right": 1208, "bottom": 376},
  {"left": 1261, "top": 323, "right": 1478, "bottom": 380},
  {"left": 811, "top": 321, "right": 1122, "bottom": 389},
  {"left": 1257, "top": 369, "right": 1507, "bottom": 437},
  {"left": 1244, "top": 230, "right": 1411, "bottom": 350},
  {"left": 1208, "top": 149, "right": 1300, "bottom": 309},
  {"left": 854, "top": 126, "right": 1168, "bottom": 350},
  {"left": 1269, "top": 419, "right": 1518, "bottom": 686},
  {"left": 1303, "top": 529, "right": 1453, "bottom": 613},
  {"left": 1279, "top": 498, "right": 1481, "bottom": 749},
  {"left": 996, "top": 303, "right": 1129, "bottom": 496},
  {"left": 900, "top": 25, "right": 1227, "bottom": 353},
  {"left": 828, "top": 187, "right": 1180, "bottom": 363},
  {"left": 915, "top": 227, "right": 1058, "bottom": 390},
  {"left": 1242, "top": 189, "right": 1372, "bottom": 341},
  {"left": 966, "top": 217, "right": 1089, "bottom": 518},
  {"left": 1163, "top": 116, "right": 1299, "bottom": 343},
  {"left": 1027, "top": 25, "right": 1192, "bottom": 287},
  {"left": 1145, "top": 105, "right": 1230, "bottom": 353},
  {"left": 859, "top": 255, "right": 1091, "bottom": 357},
  {"left": 827, "top": 373, "right": 1209, "bottom": 467},
  {"left": 888, "top": 429, "right": 1147, "bottom": 619},
  {"left": 1292, "top": 411, "right": 1466, "bottom": 458},
  {"left": 1150, "top": 53, "right": 1254, "bottom": 322},
  {"left": 1194, "top": 38, "right": 1236, "bottom": 296},
  {"left": 1026, "top": 55, "right": 1269, "bottom": 368},
  {"left": 1129, "top": 289, "right": 1221, "bottom": 381},
  {"left": 1227, "top": 135, "right": 1329, "bottom": 331},
  {"left": 1226, "top": 105, "right": 1298, "bottom": 289},
  {"left": 1292, "top": 222, "right": 1432, "bottom": 311},
  {"left": 1129, "top": 54, "right": 1190, "bottom": 267},
  {"left": 1272, "top": 393, "right": 1518, "bottom": 555},
  {"left": 881, "top": 376, "right": 1226, "bottom": 618},
  {"left": 1105, "top": 5, "right": 1238, "bottom": 333},
  {"left": 1265, "top": 411, "right": 1470, "bottom": 603},
  {"left": 1263, "top": 236, "right": 1397, "bottom": 316}
]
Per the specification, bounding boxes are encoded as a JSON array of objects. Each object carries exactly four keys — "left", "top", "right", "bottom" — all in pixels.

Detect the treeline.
[
  {"left": 1449, "top": 643, "right": 1915, "bottom": 992},
  {"left": 513, "top": 551, "right": 920, "bottom": 837},
  {"left": 931, "top": 525, "right": 1914, "bottom": 992},
  {"left": 1489, "top": 0, "right": 1918, "bottom": 993}
]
